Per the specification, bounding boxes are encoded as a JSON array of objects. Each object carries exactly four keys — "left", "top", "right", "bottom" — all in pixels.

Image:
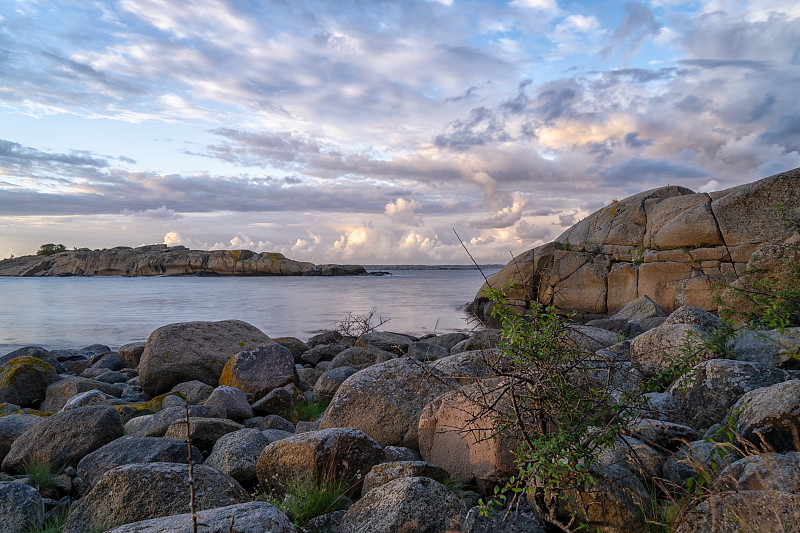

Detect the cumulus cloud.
[{"left": 385, "top": 198, "right": 423, "bottom": 226}]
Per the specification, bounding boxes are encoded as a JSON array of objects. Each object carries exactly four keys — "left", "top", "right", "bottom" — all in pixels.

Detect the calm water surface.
[{"left": 0, "top": 268, "right": 499, "bottom": 355}]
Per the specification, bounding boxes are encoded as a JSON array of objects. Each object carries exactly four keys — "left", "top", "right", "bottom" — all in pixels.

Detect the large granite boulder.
[
  {"left": 62, "top": 463, "right": 248, "bottom": 533},
  {"left": 2, "top": 405, "right": 123, "bottom": 473},
  {"left": 0, "top": 346, "right": 66, "bottom": 374},
  {"left": 732, "top": 380, "right": 800, "bottom": 452},
  {"left": 138, "top": 320, "right": 273, "bottom": 396},
  {"left": 40, "top": 376, "right": 123, "bottom": 413},
  {"left": 203, "top": 428, "right": 271, "bottom": 488},
  {"left": 103, "top": 502, "right": 296, "bottom": 533},
  {"left": 361, "top": 460, "right": 448, "bottom": 495},
  {"left": 77, "top": 436, "right": 201, "bottom": 488},
  {"left": 471, "top": 169, "right": 800, "bottom": 320},
  {"left": 256, "top": 428, "right": 384, "bottom": 496},
  {"left": 219, "top": 344, "right": 298, "bottom": 398},
  {"left": 0, "top": 414, "right": 41, "bottom": 464},
  {"left": 162, "top": 417, "right": 244, "bottom": 455},
  {"left": 629, "top": 324, "right": 715, "bottom": 379},
  {"left": 326, "top": 346, "right": 396, "bottom": 371},
  {"left": 354, "top": 331, "right": 419, "bottom": 356},
  {"left": 339, "top": 476, "right": 466, "bottom": 533},
  {"left": 204, "top": 385, "right": 254, "bottom": 421},
  {"left": 312, "top": 366, "right": 357, "bottom": 403},
  {"left": 319, "top": 357, "right": 458, "bottom": 449},
  {"left": 0, "top": 356, "right": 59, "bottom": 408},
  {"left": 0, "top": 481, "right": 44, "bottom": 533}
]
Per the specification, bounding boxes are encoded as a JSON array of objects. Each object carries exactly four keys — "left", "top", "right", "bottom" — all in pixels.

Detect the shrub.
[
  {"left": 36, "top": 243, "right": 67, "bottom": 256},
  {"left": 263, "top": 473, "right": 351, "bottom": 526},
  {"left": 475, "top": 282, "right": 644, "bottom": 529}
]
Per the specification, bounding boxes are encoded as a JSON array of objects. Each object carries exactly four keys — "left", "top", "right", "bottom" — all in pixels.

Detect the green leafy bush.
[{"left": 36, "top": 243, "right": 67, "bottom": 256}]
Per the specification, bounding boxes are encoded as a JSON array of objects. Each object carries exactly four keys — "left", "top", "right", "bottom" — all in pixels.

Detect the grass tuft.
[
  {"left": 22, "top": 458, "right": 64, "bottom": 492},
  {"left": 280, "top": 398, "right": 330, "bottom": 424},
  {"left": 262, "top": 474, "right": 351, "bottom": 526}
]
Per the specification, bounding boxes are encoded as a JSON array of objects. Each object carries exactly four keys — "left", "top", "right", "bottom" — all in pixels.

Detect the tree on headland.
[{"left": 36, "top": 243, "right": 67, "bottom": 256}]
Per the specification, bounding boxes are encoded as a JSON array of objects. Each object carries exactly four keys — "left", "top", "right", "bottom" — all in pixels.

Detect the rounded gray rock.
[{"left": 204, "top": 428, "right": 271, "bottom": 488}]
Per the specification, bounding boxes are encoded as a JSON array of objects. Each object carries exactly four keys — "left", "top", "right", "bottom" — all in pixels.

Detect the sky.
[{"left": 1, "top": 0, "right": 799, "bottom": 265}]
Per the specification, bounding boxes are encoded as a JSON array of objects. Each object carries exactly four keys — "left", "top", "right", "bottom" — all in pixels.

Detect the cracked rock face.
[{"left": 471, "top": 168, "right": 800, "bottom": 321}]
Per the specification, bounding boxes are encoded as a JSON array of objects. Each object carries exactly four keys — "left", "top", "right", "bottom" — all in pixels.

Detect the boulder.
[
  {"left": 605, "top": 295, "right": 669, "bottom": 322},
  {"left": 327, "top": 346, "right": 395, "bottom": 371},
  {"left": 60, "top": 389, "right": 114, "bottom": 411},
  {"left": 728, "top": 328, "right": 800, "bottom": 368},
  {"left": 103, "top": 501, "right": 296, "bottom": 533},
  {"left": 0, "top": 481, "right": 44, "bottom": 533},
  {"left": 406, "top": 342, "right": 449, "bottom": 361},
  {"left": 204, "top": 428, "right": 271, "bottom": 488},
  {"left": 662, "top": 306, "right": 724, "bottom": 333},
  {"left": 256, "top": 428, "right": 384, "bottom": 496},
  {"left": 62, "top": 463, "right": 248, "bottom": 533},
  {"left": 252, "top": 384, "right": 303, "bottom": 416},
  {"left": 2, "top": 405, "right": 123, "bottom": 473},
  {"left": 0, "top": 356, "right": 59, "bottom": 408},
  {"left": 273, "top": 336, "right": 311, "bottom": 363},
  {"left": 219, "top": 344, "right": 298, "bottom": 398},
  {"left": 123, "top": 404, "right": 226, "bottom": 437},
  {"left": 117, "top": 342, "right": 146, "bottom": 369},
  {"left": 642, "top": 392, "right": 687, "bottom": 424},
  {"left": 429, "top": 349, "right": 504, "bottom": 385},
  {"left": 355, "top": 331, "right": 419, "bottom": 356},
  {"left": 162, "top": 417, "right": 244, "bottom": 456},
  {"left": 92, "top": 352, "right": 123, "bottom": 371},
  {"left": 138, "top": 320, "right": 273, "bottom": 396},
  {"left": 304, "top": 510, "right": 347, "bottom": 533},
  {"left": 362, "top": 460, "right": 449, "bottom": 494},
  {"left": 450, "top": 330, "right": 499, "bottom": 355},
  {"left": 624, "top": 418, "right": 698, "bottom": 453},
  {"left": 339, "top": 476, "right": 465, "bottom": 533},
  {"left": 629, "top": 324, "right": 715, "bottom": 378},
  {"left": 169, "top": 380, "right": 214, "bottom": 404},
  {"left": 732, "top": 380, "right": 800, "bottom": 452},
  {"left": 383, "top": 446, "right": 423, "bottom": 462},
  {"left": 663, "top": 440, "right": 741, "bottom": 489},
  {"left": 302, "top": 344, "right": 349, "bottom": 366},
  {"left": 312, "top": 366, "right": 357, "bottom": 403},
  {"left": 597, "top": 435, "right": 662, "bottom": 480},
  {"left": 428, "top": 332, "right": 470, "bottom": 352},
  {"left": 462, "top": 506, "right": 546, "bottom": 533},
  {"left": 0, "top": 414, "right": 41, "bottom": 464},
  {"left": 676, "top": 491, "right": 800, "bottom": 533},
  {"left": 715, "top": 453, "right": 800, "bottom": 492},
  {"left": 307, "top": 330, "right": 344, "bottom": 347},
  {"left": 319, "top": 358, "right": 458, "bottom": 449},
  {"left": 418, "top": 383, "right": 517, "bottom": 491},
  {"left": 40, "top": 376, "right": 123, "bottom": 413},
  {"left": 0, "top": 346, "right": 66, "bottom": 374},
  {"left": 565, "top": 325, "right": 620, "bottom": 353},
  {"left": 245, "top": 414, "right": 295, "bottom": 433},
  {"left": 77, "top": 436, "right": 201, "bottom": 488},
  {"left": 204, "top": 385, "right": 254, "bottom": 422},
  {"left": 667, "top": 359, "right": 789, "bottom": 429}
]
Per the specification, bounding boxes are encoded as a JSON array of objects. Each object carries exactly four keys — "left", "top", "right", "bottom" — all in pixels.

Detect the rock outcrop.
[
  {"left": 471, "top": 168, "right": 800, "bottom": 321},
  {"left": 0, "top": 244, "right": 367, "bottom": 277}
]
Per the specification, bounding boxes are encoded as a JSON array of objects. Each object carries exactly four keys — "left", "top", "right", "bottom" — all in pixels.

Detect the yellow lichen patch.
[
  {"left": 230, "top": 250, "right": 242, "bottom": 262},
  {"left": 113, "top": 391, "right": 186, "bottom": 416},
  {"left": 218, "top": 359, "right": 243, "bottom": 389}
]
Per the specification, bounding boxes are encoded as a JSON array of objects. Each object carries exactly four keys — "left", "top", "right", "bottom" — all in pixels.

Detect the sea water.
[{"left": 0, "top": 267, "right": 500, "bottom": 355}]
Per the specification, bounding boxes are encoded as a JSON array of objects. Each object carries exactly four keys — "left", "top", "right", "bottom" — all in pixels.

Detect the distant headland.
[{"left": 0, "top": 244, "right": 367, "bottom": 277}]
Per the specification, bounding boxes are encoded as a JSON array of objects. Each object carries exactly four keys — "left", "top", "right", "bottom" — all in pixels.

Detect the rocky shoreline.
[
  {"left": 0, "top": 244, "right": 367, "bottom": 277},
  {"left": 1, "top": 301, "right": 800, "bottom": 532}
]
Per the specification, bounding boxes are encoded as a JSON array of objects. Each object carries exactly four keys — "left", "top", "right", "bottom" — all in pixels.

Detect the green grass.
[
  {"left": 280, "top": 398, "right": 330, "bottom": 424},
  {"left": 22, "top": 458, "right": 64, "bottom": 492},
  {"left": 25, "top": 506, "right": 69, "bottom": 533},
  {"left": 263, "top": 474, "right": 351, "bottom": 526}
]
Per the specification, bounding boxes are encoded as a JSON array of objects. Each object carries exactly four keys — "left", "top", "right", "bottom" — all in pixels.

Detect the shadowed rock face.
[
  {"left": 471, "top": 168, "right": 800, "bottom": 321},
  {"left": 0, "top": 245, "right": 366, "bottom": 277}
]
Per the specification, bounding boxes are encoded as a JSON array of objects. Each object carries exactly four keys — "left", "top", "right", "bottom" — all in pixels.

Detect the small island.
[{"left": 0, "top": 244, "right": 367, "bottom": 277}]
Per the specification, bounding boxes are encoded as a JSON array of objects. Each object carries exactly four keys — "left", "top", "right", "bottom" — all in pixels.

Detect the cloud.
[
  {"left": 385, "top": 198, "right": 423, "bottom": 226},
  {"left": 470, "top": 192, "right": 529, "bottom": 229},
  {"left": 601, "top": 1, "right": 661, "bottom": 61},
  {"left": 600, "top": 157, "right": 709, "bottom": 186}
]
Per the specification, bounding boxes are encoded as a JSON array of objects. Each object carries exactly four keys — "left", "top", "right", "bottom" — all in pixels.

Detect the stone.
[
  {"left": 304, "top": 509, "right": 346, "bottom": 533},
  {"left": 0, "top": 481, "right": 44, "bottom": 533},
  {"left": 565, "top": 325, "right": 620, "bottom": 353},
  {"left": 76, "top": 436, "right": 201, "bottom": 488},
  {"left": 262, "top": 429, "right": 294, "bottom": 444},
  {"left": 245, "top": 414, "right": 295, "bottom": 433},
  {"left": 256, "top": 428, "right": 384, "bottom": 496},
  {"left": 427, "top": 332, "right": 469, "bottom": 352},
  {"left": 383, "top": 446, "right": 423, "bottom": 462},
  {"left": 0, "top": 414, "right": 41, "bottom": 464},
  {"left": 273, "top": 336, "right": 311, "bottom": 363},
  {"left": 355, "top": 331, "right": 419, "bottom": 356},
  {"left": 0, "top": 346, "right": 65, "bottom": 374},
  {"left": 642, "top": 392, "right": 687, "bottom": 424},
  {"left": 307, "top": 330, "right": 344, "bottom": 347},
  {"left": 62, "top": 463, "right": 248, "bottom": 533},
  {"left": 462, "top": 506, "right": 546, "bottom": 533},
  {"left": 597, "top": 435, "right": 662, "bottom": 480},
  {"left": 0, "top": 356, "right": 59, "bottom": 408},
  {"left": 429, "top": 349, "right": 504, "bottom": 386},
  {"left": 676, "top": 490, "right": 800, "bottom": 533},
  {"left": 327, "top": 346, "right": 396, "bottom": 371},
  {"left": 418, "top": 383, "right": 516, "bottom": 492},
  {"left": 320, "top": 358, "right": 459, "bottom": 449},
  {"left": 117, "top": 342, "right": 146, "bottom": 369},
  {"left": 629, "top": 324, "right": 715, "bottom": 379},
  {"left": 219, "top": 344, "right": 299, "bottom": 399},
  {"left": 204, "top": 428, "right": 271, "bottom": 488},
  {"left": 302, "top": 344, "right": 349, "bottom": 366},
  {"left": 40, "top": 377, "right": 123, "bottom": 413},
  {"left": 92, "top": 352, "right": 123, "bottom": 371},
  {"left": 361, "top": 460, "right": 448, "bottom": 494},
  {"left": 339, "top": 477, "right": 465, "bottom": 533},
  {"left": 162, "top": 416, "right": 244, "bottom": 455},
  {"left": 169, "top": 380, "right": 215, "bottom": 404},
  {"left": 312, "top": 367, "right": 357, "bottom": 403},
  {"left": 406, "top": 341, "right": 449, "bottom": 361},
  {"left": 732, "top": 380, "right": 800, "bottom": 452},
  {"left": 664, "top": 440, "right": 741, "bottom": 489},
  {"left": 716, "top": 453, "right": 800, "bottom": 492},
  {"left": 104, "top": 501, "right": 296, "bottom": 533},
  {"left": 624, "top": 418, "right": 698, "bottom": 453},
  {"left": 60, "top": 389, "right": 114, "bottom": 411},
  {"left": 605, "top": 295, "right": 669, "bottom": 322},
  {"left": 138, "top": 320, "right": 274, "bottom": 396},
  {"left": 252, "top": 383, "right": 303, "bottom": 416},
  {"left": 728, "top": 328, "right": 800, "bottom": 368},
  {"left": 122, "top": 404, "right": 226, "bottom": 437},
  {"left": 450, "top": 330, "right": 500, "bottom": 355},
  {"left": 662, "top": 306, "right": 724, "bottom": 333},
  {"left": 93, "top": 370, "right": 129, "bottom": 384},
  {"left": 667, "top": 359, "right": 789, "bottom": 429},
  {"left": 2, "top": 405, "right": 123, "bottom": 473},
  {"left": 204, "top": 385, "right": 254, "bottom": 422}
]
